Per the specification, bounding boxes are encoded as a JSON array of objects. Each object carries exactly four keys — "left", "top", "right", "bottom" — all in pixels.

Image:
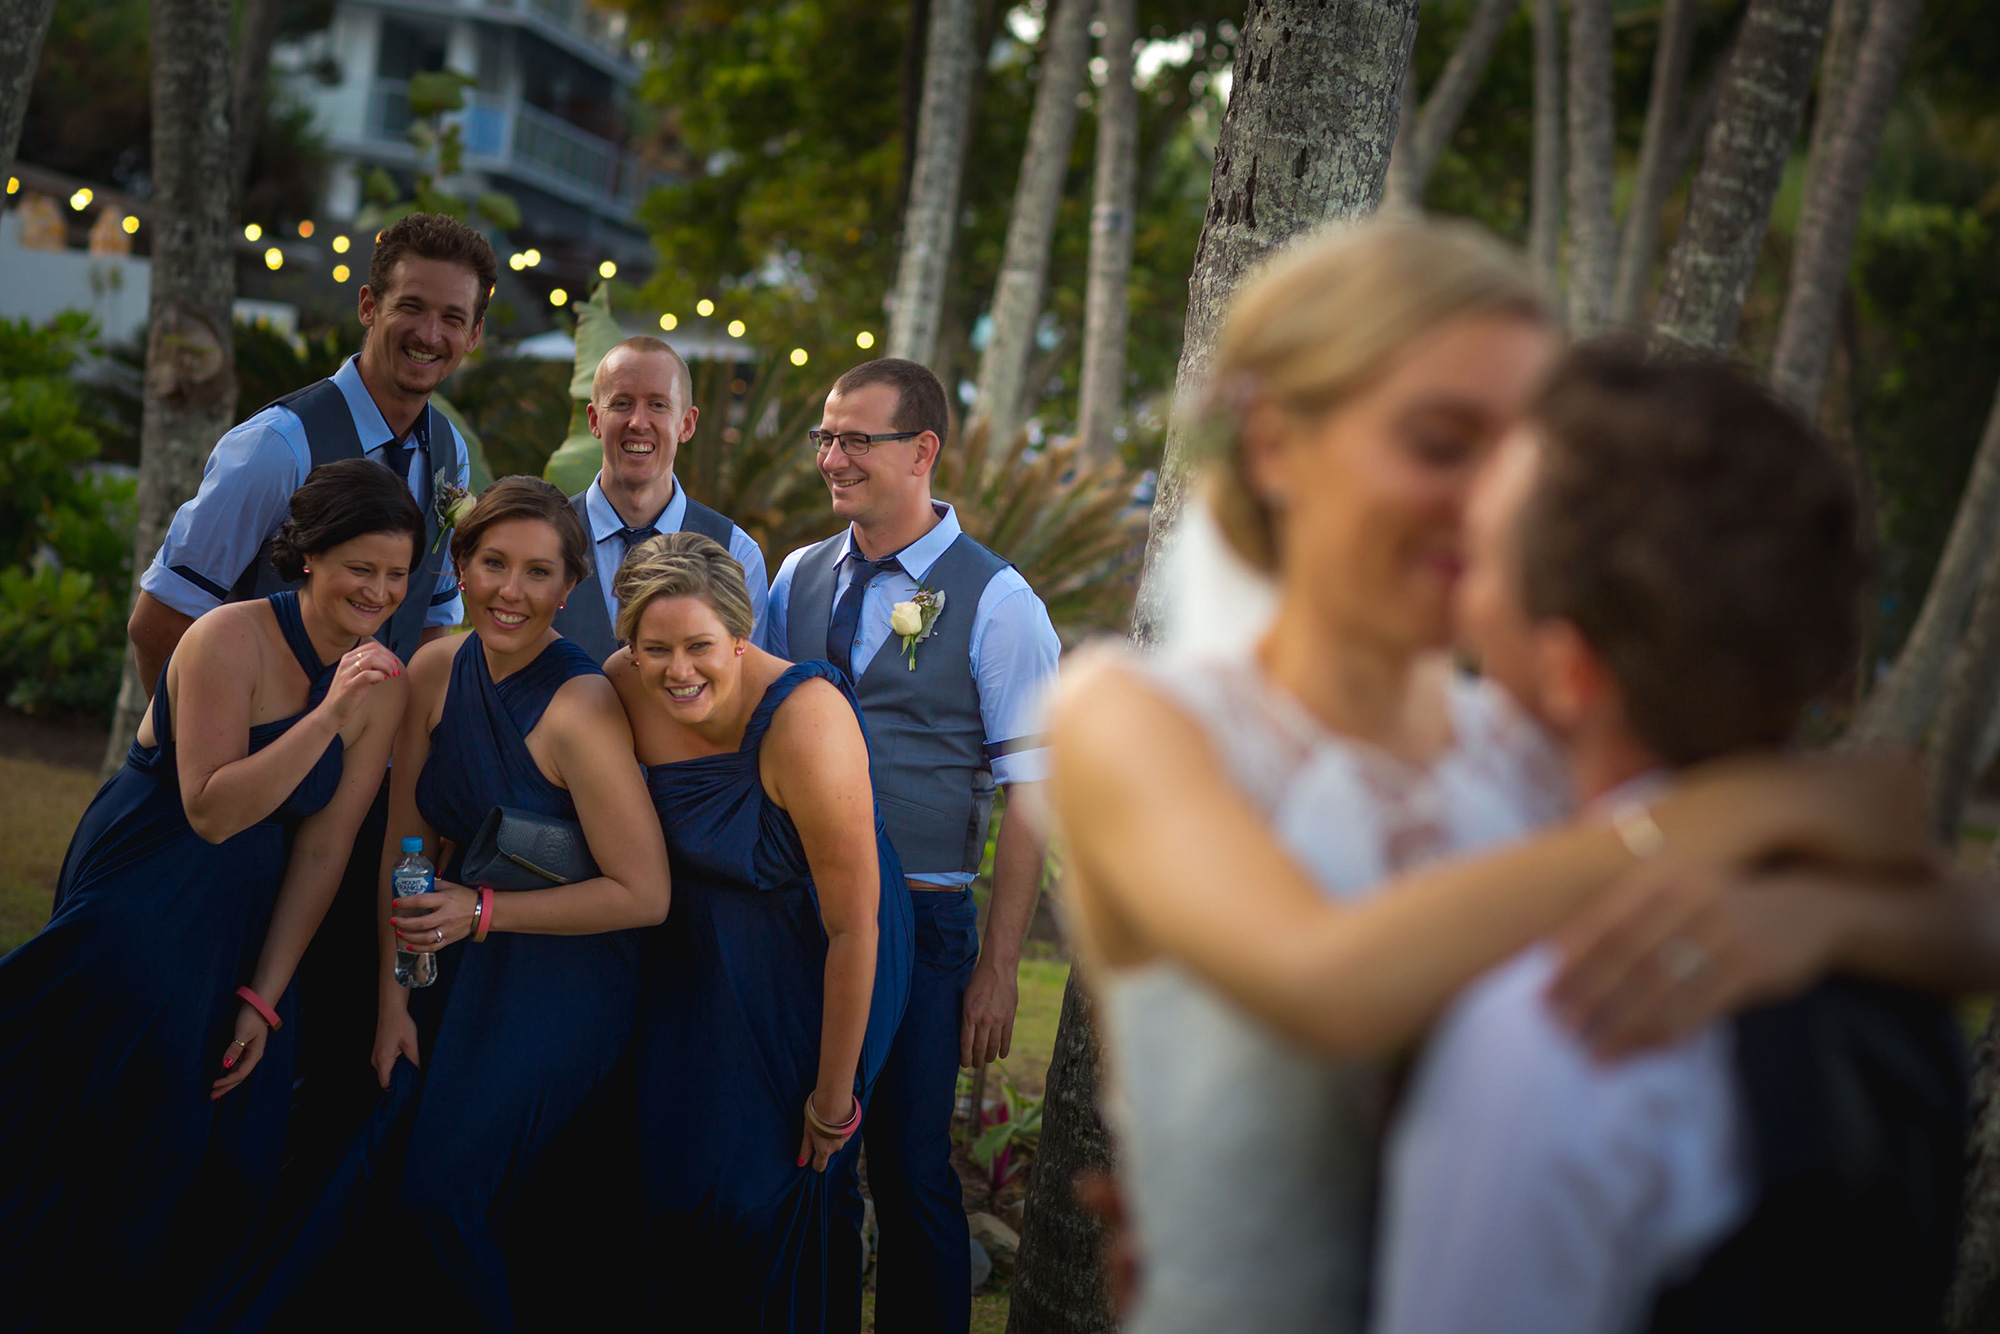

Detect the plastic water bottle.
[{"left": 392, "top": 836, "right": 438, "bottom": 989}]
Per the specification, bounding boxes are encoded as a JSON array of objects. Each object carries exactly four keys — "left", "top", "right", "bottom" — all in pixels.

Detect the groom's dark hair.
[
  {"left": 368, "top": 213, "right": 499, "bottom": 325},
  {"left": 1519, "top": 343, "right": 1865, "bottom": 766}
]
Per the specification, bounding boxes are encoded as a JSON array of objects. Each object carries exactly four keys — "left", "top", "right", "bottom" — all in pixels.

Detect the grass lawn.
[{"left": 0, "top": 752, "right": 97, "bottom": 953}]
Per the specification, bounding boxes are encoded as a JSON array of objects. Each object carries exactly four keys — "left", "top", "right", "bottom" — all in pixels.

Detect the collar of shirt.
[
  {"left": 835, "top": 500, "right": 960, "bottom": 581},
  {"left": 586, "top": 472, "right": 684, "bottom": 544},
  {"left": 332, "top": 354, "right": 428, "bottom": 455}
]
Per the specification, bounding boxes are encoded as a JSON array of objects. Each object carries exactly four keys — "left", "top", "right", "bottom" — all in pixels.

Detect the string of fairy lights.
[{"left": 7, "top": 177, "right": 875, "bottom": 365}]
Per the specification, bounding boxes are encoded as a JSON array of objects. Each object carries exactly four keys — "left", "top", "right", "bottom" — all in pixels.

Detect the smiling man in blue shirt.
[{"left": 761, "top": 358, "right": 1060, "bottom": 1334}]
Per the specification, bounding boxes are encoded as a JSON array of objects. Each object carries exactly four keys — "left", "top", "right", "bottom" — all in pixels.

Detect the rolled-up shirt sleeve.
[
  {"left": 971, "top": 576, "right": 1061, "bottom": 786},
  {"left": 423, "top": 427, "right": 472, "bottom": 628},
  {"left": 138, "top": 410, "right": 305, "bottom": 618}
]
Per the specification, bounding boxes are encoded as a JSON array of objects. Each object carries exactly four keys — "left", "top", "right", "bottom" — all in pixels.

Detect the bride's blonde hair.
[{"left": 1205, "top": 218, "right": 1549, "bottom": 571}]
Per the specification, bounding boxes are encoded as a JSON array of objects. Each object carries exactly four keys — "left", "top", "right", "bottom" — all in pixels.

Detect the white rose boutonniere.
[
  {"left": 896, "top": 587, "right": 946, "bottom": 670},
  {"left": 432, "top": 478, "right": 475, "bottom": 553}
]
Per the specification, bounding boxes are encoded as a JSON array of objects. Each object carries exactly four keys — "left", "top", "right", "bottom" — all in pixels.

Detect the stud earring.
[
  {"left": 734, "top": 644, "right": 746, "bottom": 656},
  {"left": 302, "top": 565, "right": 311, "bottom": 574},
  {"left": 558, "top": 602, "right": 566, "bottom": 611}
]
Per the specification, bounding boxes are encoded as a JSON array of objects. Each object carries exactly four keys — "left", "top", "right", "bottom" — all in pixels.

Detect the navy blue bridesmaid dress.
[
  {"left": 0, "top": 592, "right": 344, "bottom": 1328},
  {"left": 639, "top": 660, "right": 915, "bottom": 1332},
  {"left": 206, "top": 632, "right": 641, "bottom": 1333}
]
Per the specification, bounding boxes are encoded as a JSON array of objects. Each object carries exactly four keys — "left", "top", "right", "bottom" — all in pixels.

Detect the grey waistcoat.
[
  {"left": 552, "top": 489, "right": 738, "bottom": 663},
  {"left": 787, "top": 530, "right": 1009, "bottom": 876},
  {"left": 222, "top": 378, "right": 457, "bottom": 665}
]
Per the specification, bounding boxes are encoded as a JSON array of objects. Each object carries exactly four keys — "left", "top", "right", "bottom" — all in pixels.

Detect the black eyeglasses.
[{"left": 808, "top": 428, "right": 920, "bottom": 456}]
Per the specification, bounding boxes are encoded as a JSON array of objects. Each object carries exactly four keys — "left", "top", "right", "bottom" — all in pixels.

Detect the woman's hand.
[
  {"left": 797, "top": 1089, "right": 857, "bottom": 1173},
  {"left": 210, "top": 1001, "right": 272, "bottom": 1100},
  {"left": 373, "top": 1003, "right": 420, "bottom": 1089},
  {"left": 1546, "top": 857, "right": 1853, "bottom": 1058},
  {"left": 316, "top": 641, "right": 404, "bottom": 731},
  {"left": 391, "top": 880, "right": 477, "bottom": 951}
]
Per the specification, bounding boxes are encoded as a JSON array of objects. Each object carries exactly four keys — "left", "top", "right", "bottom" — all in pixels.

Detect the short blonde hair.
[
  {"left": 614, "top": 531, "right": 755, "bottom": 645},
  {"left": 1205, "top": 218, "right": 1549, "bottom": 570},
  {"left": 592, "top": 335, "right": 691, "bottom": 405}
]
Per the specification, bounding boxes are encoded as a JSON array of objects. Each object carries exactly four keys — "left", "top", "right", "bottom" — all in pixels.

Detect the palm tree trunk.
[
  {"left": 230, "top": 0, "right": 283, "bottom": 208},
  {"left": 1076, "top": 0, "right": 1138, "bottom": 462},
  {"left": 1529, "top": 0, "right": 1564, "bottom": 298},
  {"left": 971, "top": 0, "right": 1094, "bottom": 447},
  {"left": 1949, "top": 993, "right": 2000, "bottom": 1334},
  {"left": 0, "top": 0, "right": 57, "bottom": 190},
  {"left": 103, "top": 0, "right": 240, "bottom": 776},
  {"left": 1610, "top": 0, "right": 1701, "bottom": 327},
  {"left": 1565, "top": 0, "right": 1617, "bottom": 334},
  {"left": 1385, "top": 0, "right": 1520, "bottom": 211},
  {"left": 1005, "top": 969, "right": 1117, "bottom": 1334},
  {"left": 1130, "top": 0, "right": 1420, "bottom": 646},
  {"left": 1924, "top": 543, "right": 2000, "bottom": 843},
  {"left": 1649, "top": 0, "right": 1835, "bottom": 355},
  {"left": 1384, "top": 49, "right": 1419, "bottom": 213},
  {"left": 888, "top": 0, "right": 978, "bottom": 365},
  {"left": 1767, "top": 0, "right": 1921, "bottom": 415},
  {"left": 1850, "top": 377, "right": 2000, "bottom": 748}
]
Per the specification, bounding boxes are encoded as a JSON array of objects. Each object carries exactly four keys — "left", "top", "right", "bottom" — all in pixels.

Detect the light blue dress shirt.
[
  {"left": 140, "top": 355, "right": 468, "bottom": 628},
  {"left": 581, "top": 474, "right": 769, "bottom": 636},
  {"left": 759, "top": 501, "right": 1062, "bottom": 886}
]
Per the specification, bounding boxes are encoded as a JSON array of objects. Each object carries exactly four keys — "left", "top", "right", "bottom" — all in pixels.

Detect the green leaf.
[
  {"left": 429, "top": 393, "right": 494, "bottom": 493},
  {"left": 567, "top": 283, "right": 625, "bottom": 402},
  {"left": 362, "top": 167, "right": 399, "bottom": 205},
  {"left": 475, "top": 191, "right": 522, "bottom": 231},
  {"left": 406, "top": 69, "right": 472, "bottom": 118}
]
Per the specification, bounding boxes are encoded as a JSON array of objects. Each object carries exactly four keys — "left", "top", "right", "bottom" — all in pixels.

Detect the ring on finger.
[
  {"left": 1658, "top": 937, "right": 1709, "bottom": 983},
  {"left": 434, "top": 927, "right": 443, "bottom": 944}
]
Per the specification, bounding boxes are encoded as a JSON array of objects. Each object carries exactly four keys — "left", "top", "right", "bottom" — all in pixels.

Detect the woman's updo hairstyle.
[
  {"left": 614, "top": 532, "right": 755, "bottom": 646},
  {"left": 448, "top": 476, "right": 592, "bottom": 586},
  {"left": 1204, "top": 218, "right": 1549, "bottom": 571},
  {"left": 269, "top": 456, "right": 426, "bottom": 582}
]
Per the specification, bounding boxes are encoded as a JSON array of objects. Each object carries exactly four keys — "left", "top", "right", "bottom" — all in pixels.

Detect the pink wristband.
[
  {"left": 235, "top": 985, "right": 282, "bottom": 1031},
  {"left": 474, "top": 886, "right": 494, "bottom": 942}
]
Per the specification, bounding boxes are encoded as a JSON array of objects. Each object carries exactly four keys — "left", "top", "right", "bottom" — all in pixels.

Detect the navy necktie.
[
  {"left": 381, "top": 438, "right": 411, "bottom": 490},
  {"left": 827, "top": 553, "right": 902, "bottom": 680},
  {"left": 617, "top": 524, "right": 661, "bottom": 558}
]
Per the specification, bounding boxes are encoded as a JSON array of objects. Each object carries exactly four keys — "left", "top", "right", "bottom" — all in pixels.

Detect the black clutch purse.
[{"left": 459, "top": 806, "right": 600, "bottom": 890}]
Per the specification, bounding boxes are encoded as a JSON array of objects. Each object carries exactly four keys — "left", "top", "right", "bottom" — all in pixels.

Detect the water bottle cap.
[{"left": 400, "top": 837, "right": 424, "bottom": 853}]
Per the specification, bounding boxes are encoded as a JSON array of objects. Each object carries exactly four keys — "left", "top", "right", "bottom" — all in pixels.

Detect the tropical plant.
[
  {"left": 0, "top": 563, "right": 125, "bottom": 716},
  {"left": 966, "top": 1061, "right": 1045, "bottom": 1197},
  {"left": 358, "top": 69, "right": 520, "bottom": 233}
]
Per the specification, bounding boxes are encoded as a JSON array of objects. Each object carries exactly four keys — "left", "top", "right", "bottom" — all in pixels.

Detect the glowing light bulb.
[
  {"left": 727, "top": 320, "right": 746, "bottom": 338},
  {"left": 332, "top": 264, "right": 350, "bottom": 283},
  {"left": 243, "top": 222, "right": 262, "bottom": 241},
  {"left": 598, "top": 260, "right": 617, "bottom": 279},
  {"left": 69, "top": 188, "right": 92, "bottom": 211},
  {"left": 263, "top": 247, "right": 284, "bottom": 270},
  {"left": 508, "top": 253, "right": 526, "bottom": 271},
  {"left": 121, "top": 215, "right": 139, "bottom": 234},
  {"left": 789, "top": 348, "right": 808, "bottom": 366},
  {"left": 855, "top": 331, "right": 875, "bottom": 350},
  {"left": 695, "top": 299, "right": 715, "bottom": 317},
  {"left": 659, "top": 313, "right": 678, "bottom": 331},
  {"left": 549, "top": 288, "right": 569, "bottom": 307},
  {"left": 331, "top": 234, "right": 350, "bottom": 254},
  {"left": 523, "top": 248, "right": 541, "bottom": 266},
  {"left": 6, "top": 177, "right": 18, "bottom": 195},
  {"left": 297, "top": 220, "right": 315, "bottom": 238}
]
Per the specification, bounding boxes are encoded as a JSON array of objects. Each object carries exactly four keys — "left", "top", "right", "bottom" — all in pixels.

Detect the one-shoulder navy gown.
[
  {"left": 206, "top": 633, "right": 640, "bottom": 1333},
  {"left": 640, "top": 660, "right": 915, "bottom": 1332},
  {"left": 0, "top": 592, "right": 343, "bottom": 1327}
]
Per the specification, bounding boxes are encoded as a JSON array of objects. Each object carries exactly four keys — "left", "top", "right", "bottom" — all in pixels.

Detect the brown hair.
[
  {"left": 831, "top": 357, "right": 951, "bottom": 453},
  {"left": 1205, "top": 218, "right": 1549, "bottom": 570},
  {"left": 592, "top": 335, "right": 692, "bottom": 405},
  {"left": 268, "top": 457, "right": 427, "bottom": 582},
  {"left": 613, "top": 532, "right": 755, "bottom": 645},
  {"left": 1519, "top": 343, "right": 1866, "bottom": 766},
  {"left": 368, "top": 213, "right": 499, "bottom": 325},
  {"left": 449, "top": 475, "right": 592, "bottom": 587}
]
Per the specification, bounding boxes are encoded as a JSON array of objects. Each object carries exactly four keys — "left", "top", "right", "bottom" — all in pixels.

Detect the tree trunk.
[
  {"left": 971, "top": 0, "right": 1094, "bottom": 447},
  {"left": 1949, "top": 995, "right": 2000, "bottom": 1333},
  {"left": 1926, "top": 558, "right": 2000, "bottom": 843},
  {"left": 1076, "top": 0, "right": 1138, "bottom": 462},
  {"left": 1129, "top": 0, "right": 1420, "bottom": 646},
  {"left": 1529, "top": 0, "right": 1564, "bottom": 298},
  {"left": 0, "top": 0, "right": 57, "bottom": 190},
  {"left": 1386, "top": 0, "right": 1519, "bottom": 211},
  {"left": 230, "top": 0, "right": 283, "bottom": 209},
  {"left": 1767, "top": 0, "right": 1921, "bottom": 415},
  {"left": 1850, "top": 378, "right": 2000, "bottom": 748},
  {"left": 1565, "top": 0, "right": 1617, "bottom": 334},
  {"left": 1005, "top": 968, "right": 1117, "bottom": 1334},
  {"left": 103, "top": 0, "right": 240, "bottom": 776},
  {"left": 898, "top": 0, "right": 931, "bottom": 223},
  {"left": 1384, "top": 49, "right": 1419, "bottom": 213},
  {"left": 1649, "top": 0, "right": 1834, "bottom": 355},
  {"left": 888, "top": 0, "right": 978, "bottom": 365},
  {"left": 1610, "top": 0, "right": 1700, "bottom": 327}
]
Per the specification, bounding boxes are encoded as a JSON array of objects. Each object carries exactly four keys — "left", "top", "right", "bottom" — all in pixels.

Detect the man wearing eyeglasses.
[
  {"left": 552, "top": 335, "right": 768, "bottom": 661},
  {"left": 760, "top": 357, "right": 1060, "bottom": 1333}
]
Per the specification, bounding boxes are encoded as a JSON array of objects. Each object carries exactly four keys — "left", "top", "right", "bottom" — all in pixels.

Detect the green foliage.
[
  {"left": 0, "top": 566, "right": 126, "bottom": 717},
  {"left": 447, "top": 356, "right": 574, "bottom": 480},
  {"left": 234, "top": 320, "right": 353, "bottom": 421},
  {"left": 0, "top": 313, "right": 114, "bottom": 572},
  {"left": 360, "top": 71, "right": 519, "bottom": 233}
]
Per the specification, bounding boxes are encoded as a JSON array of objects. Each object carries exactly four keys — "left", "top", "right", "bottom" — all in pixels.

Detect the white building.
[{"left": 278, "top": 0, "right": 661, "bottom": 273}]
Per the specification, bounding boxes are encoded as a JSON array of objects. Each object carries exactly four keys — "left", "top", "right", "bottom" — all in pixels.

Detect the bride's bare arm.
[{"left": 1050, "top": 656, "right": 1927, "bottom": 1055}]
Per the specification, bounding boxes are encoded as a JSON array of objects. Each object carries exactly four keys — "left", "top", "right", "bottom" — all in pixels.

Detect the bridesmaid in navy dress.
[
  {"left": 318, "top": 475, "right": 666, "bottom": 1329},
  {"left": 0, "top": 459, "right": 419, "bottom": 1326},
  {"left": 607, "top": 532, "right": 914, "bottom": 1332}
]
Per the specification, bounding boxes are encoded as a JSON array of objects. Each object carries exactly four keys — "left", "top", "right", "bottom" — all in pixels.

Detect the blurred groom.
[
  {"left": 760, "top": 358, "right": 1060, "bottom": 1332},
  {"left": 552, "top": 334, "right": 767, "bottom": 658}
]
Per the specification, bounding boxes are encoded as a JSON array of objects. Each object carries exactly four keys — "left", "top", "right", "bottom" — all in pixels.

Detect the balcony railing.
[{"left": 366, "top": 79, "right": 663, "bottom": 217}]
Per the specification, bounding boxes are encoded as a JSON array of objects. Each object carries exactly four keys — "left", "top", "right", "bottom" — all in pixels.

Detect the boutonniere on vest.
[
  {"left": 890, "top": 587, "right": 946, "bottom": 670},
  {"left": 432, "top": 476, "right": 474, "bottom": 552}
]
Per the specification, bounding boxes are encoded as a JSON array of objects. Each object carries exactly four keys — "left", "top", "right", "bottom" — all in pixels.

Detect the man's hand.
[{"left": 961, "top": 958, "right": 1020, "bottom": 1067}]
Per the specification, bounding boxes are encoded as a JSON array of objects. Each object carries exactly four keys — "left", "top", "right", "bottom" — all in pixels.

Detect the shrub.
[{"left": 0, "top": 565, "right": 126, "bottom": 716}]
